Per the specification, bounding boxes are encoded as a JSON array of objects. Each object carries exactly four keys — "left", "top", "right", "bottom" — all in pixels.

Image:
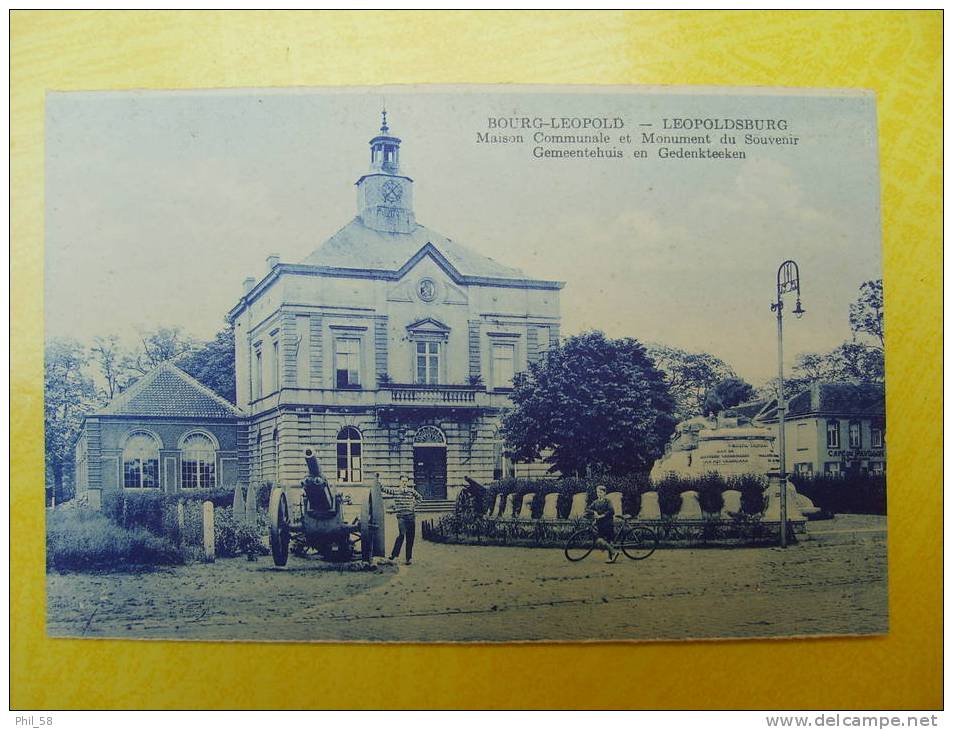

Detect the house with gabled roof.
[{"left": 73, "top": 362, "right": 245, "bottom": 507}]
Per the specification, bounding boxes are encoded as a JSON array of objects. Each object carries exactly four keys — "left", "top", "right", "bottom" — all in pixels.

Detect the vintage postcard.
[{"left": 44, "top": 85, "right": 885, "bottom": 642}]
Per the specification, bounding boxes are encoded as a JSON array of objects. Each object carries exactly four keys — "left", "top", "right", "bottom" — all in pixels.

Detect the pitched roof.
[
  {"left": 726, "top": 399, "right": 769, "bottom": 419},
  {"left": 93, "top": 362, "right": 241, "bottom": 419},
  {"left": 301, "top": 217, "right": 529, "bottom": 280},
  {"left": 757, "top": 382, "right": 885, "bottom": 421}
]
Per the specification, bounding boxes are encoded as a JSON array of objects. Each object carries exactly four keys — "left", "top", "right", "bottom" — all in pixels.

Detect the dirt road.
[{"left": 46, "top": 515, "right": 886, "bottom": 642}]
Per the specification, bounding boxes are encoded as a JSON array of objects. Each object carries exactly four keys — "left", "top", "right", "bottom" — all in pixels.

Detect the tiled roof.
[
  {"left": 757, "top": 382, "right": 885, "bottom": 421},
  {"left": 93, "top": 362, "right": 241, "bottom": 419},
  {"left": 302, "top": 217, "right": 528, "bottom": 280},
  {"left": 726, "top": 399, "right": 769, "bottom": 419}
]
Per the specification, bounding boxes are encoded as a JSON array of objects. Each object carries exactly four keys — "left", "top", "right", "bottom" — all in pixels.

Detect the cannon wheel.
[
  {"left": 268, "top": 487, "right": 291, "bottom": 566},
  {"left": 360, "top": 494, "right": 372, "bottom": 562}
]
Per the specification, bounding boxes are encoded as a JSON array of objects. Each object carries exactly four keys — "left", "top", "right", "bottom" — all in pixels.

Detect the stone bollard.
[
  {"left": 232, "top": 484, "right": 244, "bottom": 514},
  {"left": 541, "top": 493, "right": 560, "bottom": 520},
  {"left": 518, "top": 493, "right": 535, "bottom": 519},
  {"left": 721, "top": 490, "right": 742, "bottom": 517},
  {"left": 244, "top": 483, "right": 258, "bottom": 524},
  {"left": 202, "top": 500, "right": 215, "bottom": 562},
  {"left": 607, "top": 492, "right": 624, "bottom": 517},
  {"left": 568, "top": 492, "right": 589, "bottom": 519},
  {"left": 677, "top": 490, "right": 703, "bottom": 519},
  {"left": 638, "top": 492, "right": 661, "bottom": 520},
  {"left": 176, "top": 500, "right": 185, "bottom": 545},
  {"left": 503, "top": 493, "right": 516, "bottom": 518}
]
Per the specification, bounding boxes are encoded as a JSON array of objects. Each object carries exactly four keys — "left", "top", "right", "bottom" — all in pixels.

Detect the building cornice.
[{"left": 227, "top": 243, "right": 565, "bottom": 322}]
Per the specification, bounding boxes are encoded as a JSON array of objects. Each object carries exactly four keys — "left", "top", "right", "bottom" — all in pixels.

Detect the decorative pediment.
[{"left": 406, "top": 317, "right": 452, "bottom": 335}]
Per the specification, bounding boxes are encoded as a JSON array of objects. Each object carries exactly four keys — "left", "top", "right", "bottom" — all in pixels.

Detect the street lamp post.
[{"left": 770, "top": 260, "right": 805, "bottom": 549}]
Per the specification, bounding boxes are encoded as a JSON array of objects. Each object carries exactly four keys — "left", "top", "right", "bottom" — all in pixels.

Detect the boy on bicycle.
[{"left": 588, "top": 485, "right": 619, "bottom": 563}]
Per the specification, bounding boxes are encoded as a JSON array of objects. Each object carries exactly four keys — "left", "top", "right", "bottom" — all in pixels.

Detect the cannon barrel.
[{"left": 304, "top": 448, "right": 322, "bottom": 478}]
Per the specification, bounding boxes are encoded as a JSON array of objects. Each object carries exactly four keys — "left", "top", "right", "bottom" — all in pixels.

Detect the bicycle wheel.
[
  {"left": 619, "top": 525, "right": 658, "bottom": 560},
  {"left": 564, "top": 528, "right": 596, "bottom": 562}
]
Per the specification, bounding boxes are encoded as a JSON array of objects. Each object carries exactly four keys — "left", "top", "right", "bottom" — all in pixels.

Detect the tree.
[
  {"left": 178, "top": 325, "right": 237, "bottom": 403},
  {"left": 645, "top": 344, "right": 737, "bottom": 420},
  {"left": 502, "top": 331, "right": 676, "bottom": 477},
  {"left": 130, "top": 326, "right": 196, "bottom": 375},
  {"left": 702, "top": 377, "right": 756, "bottom": 416},
  {"left": 45, "top": 339, "right": 97, "bottom": 504},
  {"left": 849, "top": 279, "right": 884, "bottom": 349},
  {"left": 90, "top": 334, "right": 135, "bottom": 402}
]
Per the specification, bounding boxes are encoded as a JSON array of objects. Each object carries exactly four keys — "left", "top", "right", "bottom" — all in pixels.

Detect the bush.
[
  {"left": 655, "top": 474, "right": 684, "bottom": 517},
  {"left": 696, "top": 472, "right": 726, "bottom": 515},
  {"left": 790, "top": 473, "right": 886, "bottom": 515},
  {"left": 213, "top": 507, "right": 267, "bottom": 558},
  {"left": 732, "top": 475, "right": 768, "bottom": 515},
  {"left": 100, "top": 486, "right": 239, "bottom": 538},
  {"left": 46, "top": 508, "right": 182, "bottom": 572}
]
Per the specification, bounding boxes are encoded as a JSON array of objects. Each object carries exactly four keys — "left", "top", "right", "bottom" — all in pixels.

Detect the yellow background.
[{"left": 11, "top": 10, "right": 942, "bottom": 709}]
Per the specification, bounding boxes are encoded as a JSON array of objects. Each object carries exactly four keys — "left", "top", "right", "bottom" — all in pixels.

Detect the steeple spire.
[{"left": 368, "top": 107, "right": 401, "bottom": 175}]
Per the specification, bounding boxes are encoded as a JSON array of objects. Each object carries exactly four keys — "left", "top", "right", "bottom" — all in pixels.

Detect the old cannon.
[{"left": 267, "top": 448, "right": 385, "bottom": 566}]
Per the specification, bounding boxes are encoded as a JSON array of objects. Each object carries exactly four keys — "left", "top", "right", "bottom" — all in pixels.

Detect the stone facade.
[{"left": 228, "top": 114, "right": 563, "bottom": 500}]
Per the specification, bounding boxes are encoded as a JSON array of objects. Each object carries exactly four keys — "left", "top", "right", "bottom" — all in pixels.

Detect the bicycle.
[{"left": 564, "top": 515, "right": 659, "bottom": 562}]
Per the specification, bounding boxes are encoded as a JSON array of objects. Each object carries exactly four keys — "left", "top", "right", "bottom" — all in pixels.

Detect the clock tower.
[{"left": 356, "top": 110, "right": 416, "bottom": 234}]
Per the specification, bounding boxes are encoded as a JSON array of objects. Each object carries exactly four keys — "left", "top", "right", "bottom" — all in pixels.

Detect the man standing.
[
  {"left": 381, "top": 475, "right": 424, "bottom": 565},
  {"left": 588, "top": 485, "right": 619, "bottom": 563}
]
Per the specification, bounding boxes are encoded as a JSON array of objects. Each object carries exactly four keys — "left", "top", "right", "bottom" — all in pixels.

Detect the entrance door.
[{"left": 414, "top": 446, "right": 447, "bottom": 500}]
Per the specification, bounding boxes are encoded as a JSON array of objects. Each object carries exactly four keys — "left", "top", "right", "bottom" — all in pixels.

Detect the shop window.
[{"left": 824, "top": 461, "right": 842, "bottom": 476}]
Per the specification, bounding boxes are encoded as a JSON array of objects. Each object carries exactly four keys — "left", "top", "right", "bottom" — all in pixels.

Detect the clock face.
[
  {"left": 418, "top": 279, "right": 436, "bottom": 302},
  {"left": 381, "top": 179, "right": 403, "bottom": 204}
]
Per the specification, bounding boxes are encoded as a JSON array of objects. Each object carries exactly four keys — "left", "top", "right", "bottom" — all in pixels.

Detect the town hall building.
[{"left": 226, "top": 113, "right": 564, "bottom": 501}]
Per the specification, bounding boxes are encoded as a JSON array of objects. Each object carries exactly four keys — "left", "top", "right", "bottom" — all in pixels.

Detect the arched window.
[
  {"left": 336, "top": 426, "right": 362, "bottom": 483},
  {"left": 413, "top": 425, "right": 446, "bottom": 446},
  {"left": 181, "top": 432, "right": 216, "bottom": 489},
  {"left": 123, "top": 431, "right": 160, "bottom": 488}
]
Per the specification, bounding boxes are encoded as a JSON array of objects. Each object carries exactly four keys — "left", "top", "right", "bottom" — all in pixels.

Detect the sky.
[{"left": 45, "top": 87, "right": 882, "bottom": 385}]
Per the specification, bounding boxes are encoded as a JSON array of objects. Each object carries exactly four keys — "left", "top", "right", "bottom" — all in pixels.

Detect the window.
[
  {"left": 826, "top": 420, "right": 841, "bottom": 449},
  {"left": 123, "top": 431, "right": 160, "bottom": 488},
  {"left": 796, "top": 422, "right": 808, "bottom": 450},
  {"left": 871, "top": 426, "right": 883, "bottom": 448},
  {"left": 824, "top": 461, "right": 842, "bottom": 476},
  {"left": 336, "top": 427, "right": 362, "bottom": 483},
  {"left": 335, "top": 337, "right": 361, "bottom": 388},
  {"left": 795, "top": 462, "right": 814, "bottom": 476},
  {"left": 848, "top": 421, "right": 862, "bottom": 449},
  {"left": 492, "top": 343, "right": 516, "bottom": 389},
  {"left": 181, "top": 432, "right": 216, "bottom": 489},
  {"left": 870, "top": 461, "right": 884, "bottom": 475},
  {"left": 416, "top": 341, "right": 440, "bottom": 385},
  {"left": 253, "top": 346, "right": 263, "bottom": 399},
  {"left": 272, "top": 339, "right": 280, "bottom": 392}
]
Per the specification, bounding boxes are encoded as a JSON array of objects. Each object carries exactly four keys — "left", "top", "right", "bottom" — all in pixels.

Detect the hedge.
[{"left": 789, "top": 473, "right": 886, "bottom": 515}]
